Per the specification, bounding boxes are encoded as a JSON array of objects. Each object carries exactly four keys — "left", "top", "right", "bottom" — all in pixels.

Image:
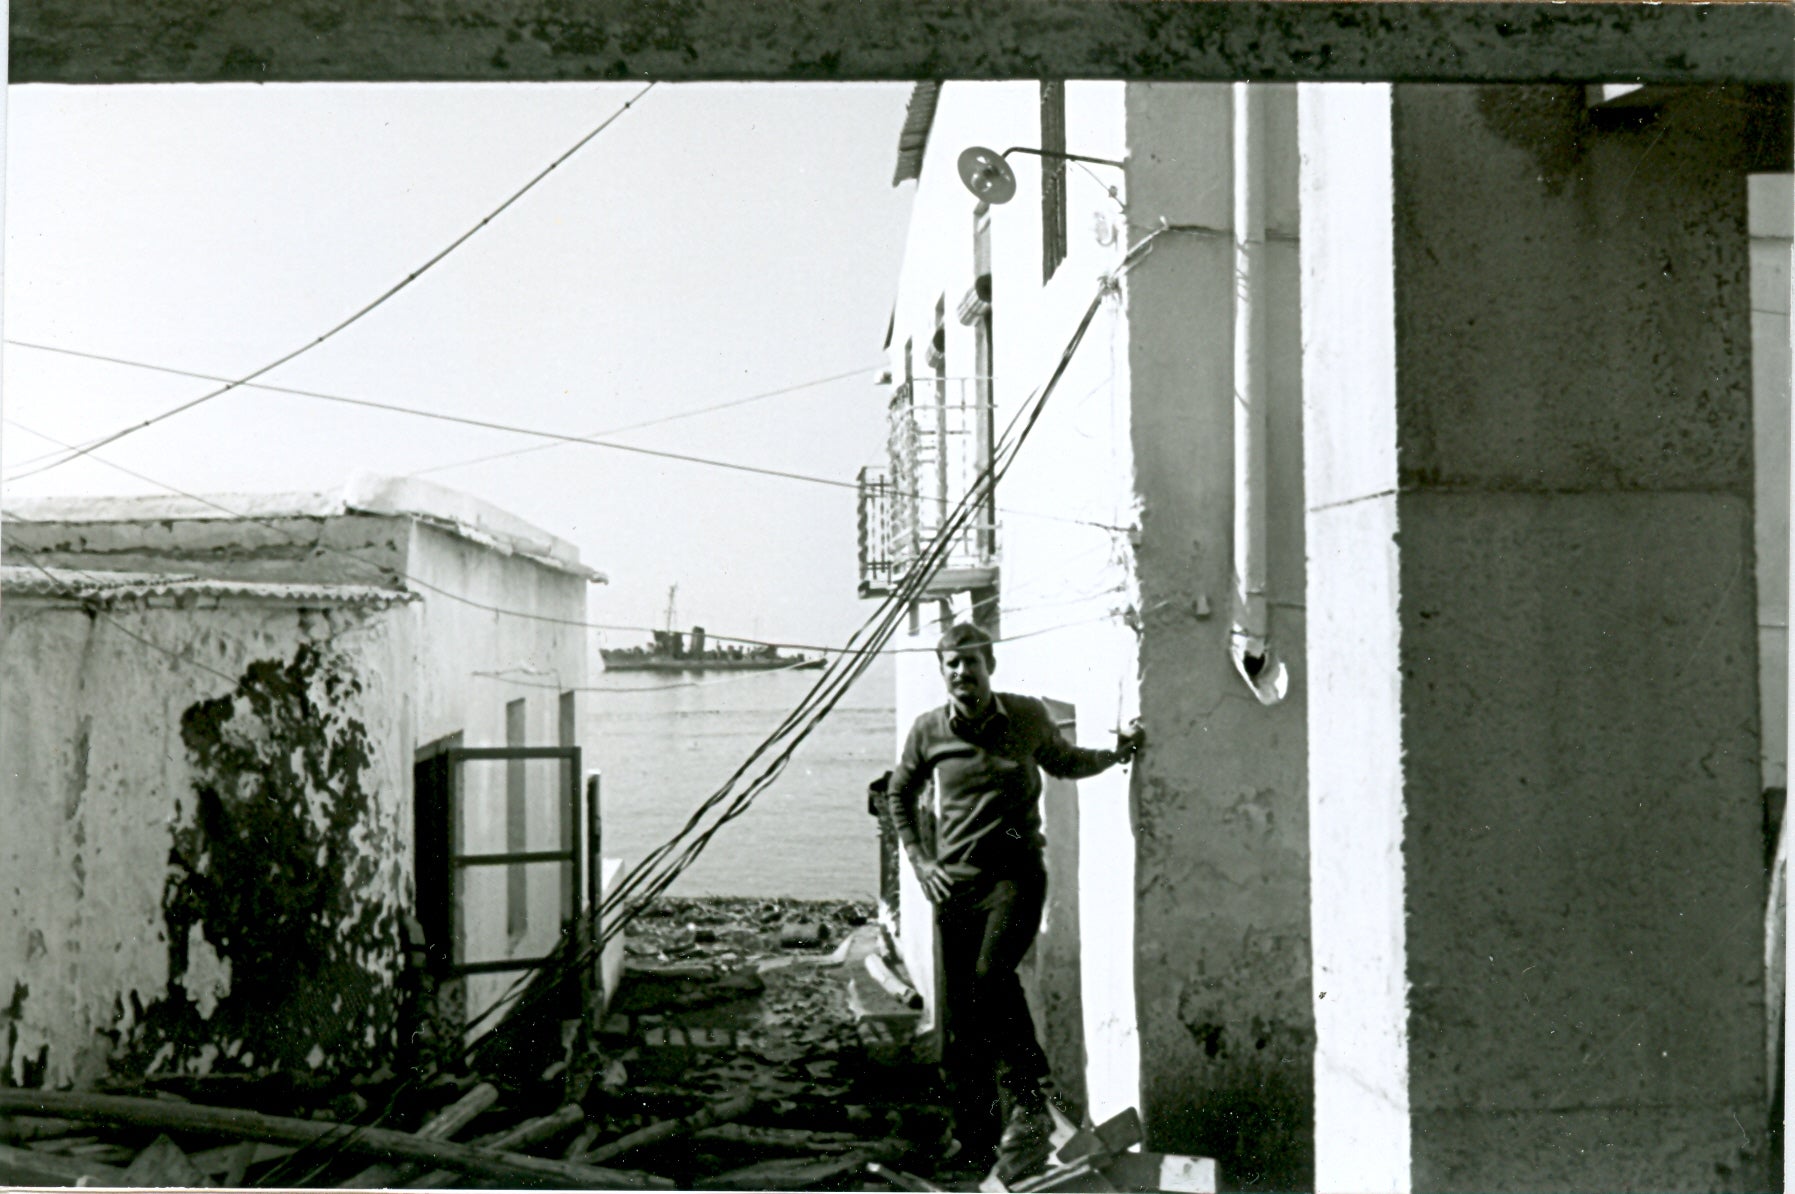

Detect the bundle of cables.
[
  {"left": 258, "top": 265, "right": 1127, "bottom": 1186},
  {"left": 460, "top": 274, "right": 1117, "bottom": 1046}
]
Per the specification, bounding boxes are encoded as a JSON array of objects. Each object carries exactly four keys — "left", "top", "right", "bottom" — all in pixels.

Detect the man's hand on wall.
[
  {"left": 912, "top": 854, "right": 954, "bottom": 903},
  {"left": 1114, "top": 719, "right": 1146, "bottom": 764}
]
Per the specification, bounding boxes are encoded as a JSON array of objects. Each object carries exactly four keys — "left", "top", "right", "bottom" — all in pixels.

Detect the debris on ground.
[
  {"left": 975, "top": 1108, "right": 1219, "bottom": 1193},
  {"left": 0, "top": 896, "right": 1214, "bottom": 1191}
]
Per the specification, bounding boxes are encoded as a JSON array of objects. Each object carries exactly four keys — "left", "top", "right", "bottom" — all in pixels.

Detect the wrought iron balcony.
[{"left": 857, "top": 378, "right": 999, "bottom": 600}]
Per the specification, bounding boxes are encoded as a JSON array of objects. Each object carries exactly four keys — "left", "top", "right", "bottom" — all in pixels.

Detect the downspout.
[{"left": 1230, "top": 82, "right": 1289, "bottom": 705}]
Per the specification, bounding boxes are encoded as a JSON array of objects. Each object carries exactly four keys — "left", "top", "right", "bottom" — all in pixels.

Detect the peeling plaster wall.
[
  {"left": 1120, "top": 83, "right": 1313, "bottom": 1189},
  {"left": 402, "top": 520, "right": 591, "bottom": 1023},
  {"left": 0, "top": 596, "right": 409, "bottom": 1087},
  {"left": 1, "top": 495, "right": 599, "bottom": 1075}
]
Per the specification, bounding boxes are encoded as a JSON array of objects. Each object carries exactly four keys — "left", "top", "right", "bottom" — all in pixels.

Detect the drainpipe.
[{"left": 1230, "top": 82, "right": 1289, "bottom": 706}]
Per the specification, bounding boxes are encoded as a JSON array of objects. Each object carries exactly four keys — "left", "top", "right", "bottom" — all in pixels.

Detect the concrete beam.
[{"left": 10, "top": 1, "right": 1792, "bottom": 87}]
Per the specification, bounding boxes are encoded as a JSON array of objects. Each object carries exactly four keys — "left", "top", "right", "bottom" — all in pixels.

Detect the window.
[
  {"left": 412, "top": 731, "right": 463, "bottom": 976},
  {"left": 558, "top": 690, "right": 577, "bottom": 926},
  {"left": 505, "top": 698, "right": 527, "bottom": 942},
  {"left": 1041, "top": 80, "right": 1068, "bottom": 281}
]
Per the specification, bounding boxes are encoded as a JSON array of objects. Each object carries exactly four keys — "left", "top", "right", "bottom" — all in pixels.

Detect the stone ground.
[{"left": 592, "top": 895, "right": 976, "bottom": 1190}]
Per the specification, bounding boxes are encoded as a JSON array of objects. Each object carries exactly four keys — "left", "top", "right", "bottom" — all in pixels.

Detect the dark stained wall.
[{"left": 10, "top": 1, "right": 1789, "bottom": 86}]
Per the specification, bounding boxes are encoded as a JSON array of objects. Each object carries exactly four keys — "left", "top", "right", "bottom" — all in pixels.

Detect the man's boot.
[
  {"left": 988, "top": 1099, "right": 1053, "bottom": 1186},
  {"left": 946, "top": 1092, "right": 1002, "bottom": 1174}
]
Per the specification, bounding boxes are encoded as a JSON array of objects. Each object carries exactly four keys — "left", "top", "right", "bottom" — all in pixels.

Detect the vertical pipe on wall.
[{"left": 1231, "top": 81, "right": 1289, "bottom": 705}]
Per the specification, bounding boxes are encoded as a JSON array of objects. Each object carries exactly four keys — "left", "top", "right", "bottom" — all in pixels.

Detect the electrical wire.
[
  {"left": 407, "top": 368, "right": 883, "bottom": 477},
  {"left": 3, "top": 363, "right": 1126, "bottom": 530},
  {"left": 6, "top": 339, "right": 880, "bottom": 476},
  {"left": 4, "top": 416, "right": 1125, "bottom": 656},
  {"left": 592, "top": 284, "right": 1111, "bottom": 953},
  {"left": 6, "top": 84, "right": 656, "bottom": 482},
  {"left": 7, "top": 382, "right": 869, "bottom": 492},
  {"left": 603, "top": 243, "right": 1133, "bottom": 915}
]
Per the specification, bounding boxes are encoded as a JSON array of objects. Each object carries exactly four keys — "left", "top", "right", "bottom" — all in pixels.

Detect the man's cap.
[{"left": 936, "top": 621, "right": 996, "bottom": 662}]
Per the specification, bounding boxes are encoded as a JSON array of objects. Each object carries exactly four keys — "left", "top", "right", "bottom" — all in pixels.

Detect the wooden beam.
[
  {"left": 406, "top": 1102, "right": 589, "bottom": 1188},
  {"left": 0, "top": 1089, "right": 670, "bottom": 1190},
  {"left": 575, "top": 1092, "right": 755, "bottom": 1166},
  {"left": 338, "top": 1082, "right": 498, "bottom": 1188},
  {"left": 10, "top": 1, "right": 1791, "bottom": 87}
]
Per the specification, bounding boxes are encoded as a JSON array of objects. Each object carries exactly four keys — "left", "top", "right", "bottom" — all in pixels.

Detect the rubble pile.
[
  {"left": 0, "top": 896, "right": 1210, "bottom": 1191},
  {"left": 589, "top": 896, "right": 954, "bottom": 1188},
  {"left": 0, "top": 897, "right": 946, "bottom": 1191}
]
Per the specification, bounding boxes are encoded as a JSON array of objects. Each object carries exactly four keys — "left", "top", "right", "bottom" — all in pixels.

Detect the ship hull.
[{"left": 600, "top": 655, "right": 824, "bottom": 673}]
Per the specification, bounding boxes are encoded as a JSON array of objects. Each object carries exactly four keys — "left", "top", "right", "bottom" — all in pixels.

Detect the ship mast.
[{"left": 663, "top": 584, "right": 678, "bottom": 634}]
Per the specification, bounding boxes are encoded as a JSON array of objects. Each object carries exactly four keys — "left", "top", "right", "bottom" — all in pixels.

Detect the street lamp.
[{"left": 955, "top": 145, "right": 1126, "bottom": 205}]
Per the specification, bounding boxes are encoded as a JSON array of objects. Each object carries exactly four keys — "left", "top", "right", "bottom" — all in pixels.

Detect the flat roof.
[
  {"left": 1, "top": 565, "right": 418, "bottom": 609},
  {"left": 6, "top": 473, "right": 608, "bottom": 584}
]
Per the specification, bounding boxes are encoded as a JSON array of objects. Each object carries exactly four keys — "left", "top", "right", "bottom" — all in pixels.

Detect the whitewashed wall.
[
  {"left": 0, "top": 596, "right": 411, "bottom": 1086},
  {"left": 883, "top": 80, "right": 1145, "bottom": 1123},
  {"left": 405, "top": 519, "right": 594, "bottom": 1023}
]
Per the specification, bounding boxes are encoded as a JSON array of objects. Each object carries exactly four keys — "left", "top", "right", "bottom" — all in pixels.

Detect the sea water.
[{"left": 583, "top": 652, "right": 897, "bottom": 899}]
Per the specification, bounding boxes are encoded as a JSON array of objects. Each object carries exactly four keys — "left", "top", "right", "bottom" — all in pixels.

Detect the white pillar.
[{"left": 1297, "top": 82, "right": 1412, "bottom": 1194}]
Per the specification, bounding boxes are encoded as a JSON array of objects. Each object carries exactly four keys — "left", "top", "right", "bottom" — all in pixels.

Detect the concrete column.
[
  {"left": 1123, "top": 83, "right": 1312, "bottom": 1189},
  {"left": 1748, "top": 177, "right": 1792, "bottom": 1193},
  {"left": 1301, "top": 83, "right": 1782, "bottom": 1191}
]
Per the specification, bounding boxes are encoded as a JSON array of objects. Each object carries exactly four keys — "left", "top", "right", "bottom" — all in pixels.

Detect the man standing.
[{"left": 885, "top": 622, "right": 1143, "bottom": 1183}]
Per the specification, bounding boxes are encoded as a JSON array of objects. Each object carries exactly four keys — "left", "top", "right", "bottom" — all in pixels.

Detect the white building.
[
  {"left": 865, "top": 81, "right": 1793, "bottom": 1190},
  {"left": 2, "top": 474, "right": 623, "bottom": 1087}
]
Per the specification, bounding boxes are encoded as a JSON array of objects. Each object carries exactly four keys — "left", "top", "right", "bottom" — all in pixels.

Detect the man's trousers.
[{"left": 936, "top": 866, "right": 1052, "bottom": 1149}]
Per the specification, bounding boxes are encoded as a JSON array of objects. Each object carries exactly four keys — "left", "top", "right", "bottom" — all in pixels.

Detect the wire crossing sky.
[
  {"left": 5, "top": 342, "right": 1128, "bottom": 531},
  {"left": 3, "top": 83, "right": 918, "bottom": 647},
  {"left": 4, "top": 414, "right": 1122, "bottom": 659},
  {"left": 8, "top": 84, "right": 658, "bottom": 481}
]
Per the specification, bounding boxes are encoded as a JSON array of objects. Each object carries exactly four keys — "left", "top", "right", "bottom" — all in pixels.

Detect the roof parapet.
[{"left": 5, "top": 474, "right": 608, "bottom": 584}]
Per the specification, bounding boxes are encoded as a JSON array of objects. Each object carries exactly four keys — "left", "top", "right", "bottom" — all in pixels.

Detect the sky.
[{"left": 1, "top": 82, "right": 916, "bottom": 650}]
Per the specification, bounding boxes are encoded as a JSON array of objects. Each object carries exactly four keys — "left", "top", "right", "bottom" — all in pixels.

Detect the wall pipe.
[{"left": 1230, "top": 82, "right": 1289, "bottom": 705}]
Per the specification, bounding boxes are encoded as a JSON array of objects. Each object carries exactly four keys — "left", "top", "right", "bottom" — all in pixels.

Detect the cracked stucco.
[{"left": 0, "top": 598, "right": 409, "bottom": 1087}]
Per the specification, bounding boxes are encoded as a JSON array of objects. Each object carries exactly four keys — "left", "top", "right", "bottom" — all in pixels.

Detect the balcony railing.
[{"left": 858, "top": 378, "right": 999, "bottom": 599}]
